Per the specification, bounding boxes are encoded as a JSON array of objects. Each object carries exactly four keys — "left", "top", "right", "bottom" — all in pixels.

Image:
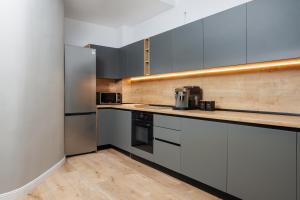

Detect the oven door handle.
[{"left": 133, "top": 122, "right": 153, "bottom": 128}]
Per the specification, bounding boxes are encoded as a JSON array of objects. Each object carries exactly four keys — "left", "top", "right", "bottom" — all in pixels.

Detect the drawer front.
[
  {"left": 154, "top": 140, "right": 181, "bottom": 173},
  {"left": 154, "top": 114, "right": 181, "bottom": 130},
  {"left": 154, "top": 126, "right": 181, "bottom": 144}
]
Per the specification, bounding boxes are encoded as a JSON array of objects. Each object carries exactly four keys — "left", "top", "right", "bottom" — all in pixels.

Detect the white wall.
[
  {"left": 65, "top": 18, "right": 119, "bottom": 48},
  {"left": 0, "top": 0, "right": 64, "bottom": 195},
  {"left": 121, "top": 0, "right": 252, "bottom": 45}
]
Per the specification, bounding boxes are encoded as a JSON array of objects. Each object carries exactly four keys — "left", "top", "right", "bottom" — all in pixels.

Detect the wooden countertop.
[{"left": 97, "top": 104, "right": 300, "bottom": 129}]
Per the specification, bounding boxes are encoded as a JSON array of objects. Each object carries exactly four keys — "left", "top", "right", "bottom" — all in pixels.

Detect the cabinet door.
[
  {"left": 204, "top": 4, "right": 246, "bottom": 68},
  {"left": 154, "top": 139, "right": 181, "bottom": 173},
  {"left": 126, "top": 40, "right": 144, "bottom": 77},
  {"left": 297, "top": 133, "right": 300, "bottom": 200},
  {"left": 97, "top": 109, "right": 113, "bottom": 146},
  {"left": 111, "top": 110, "right": 132, "bottom": 152},
  {"left": 181, "top": 119, "right": 228, "bottom": 191},
  {"left": 172, "top": 19, "right": 204, "bottom": 72},
  {"left": 119, "top": 46, "right": 128, "bottom": 78},
  {"left": 150, "top": 30, "right": 173, "bottom": 74},
  {"left": 91, "top": 45, "right": 120, "bottom": 79},
  {"left": 247, "top": 0, "right": 300, "bottom": 63},
  {"left": 227, "top": 125, "right": 296, "bottom": 200}
]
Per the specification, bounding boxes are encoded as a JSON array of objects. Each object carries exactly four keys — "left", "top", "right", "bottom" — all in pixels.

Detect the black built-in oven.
[{"left": 131, "top": 111, "right": 153, "bottom": 154}]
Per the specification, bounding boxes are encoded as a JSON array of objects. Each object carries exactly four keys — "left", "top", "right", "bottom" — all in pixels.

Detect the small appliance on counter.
[
  {"left": 199, "top": 101, "right": 216, "bottom": 111},
  {"left": 96, "top": 92, "right": 122, "bottom": 105},
  {"left": 174, "top": 86, "right": 202, "bottom": 110}
]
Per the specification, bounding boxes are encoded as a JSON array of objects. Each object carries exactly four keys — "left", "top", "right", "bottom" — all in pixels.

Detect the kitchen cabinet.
[
  {"left": 153, "top": 126, "right": 182, "bottom": 172},
  {"left": 154, "top": 139, "right": 181, "bottom": 173},
  {"left": 172, "top": 19, "right": 204, "bottom": 72},
  {"left": 154, "top": 114, "right": 182, "bottom": 131},
  {"left": 150, "top": 30, "right": 173, "bottom": 75},
  {"left": 298, "top": 132, "right": 300, "bottom": 200},
  {"left": 111, "top": 110, "right": 132, "bottom": 152},
  {"left": 181, "top": 119, "right": 228, "bottom": 192},
  {"left": 247, "top": 0, "right": 300, "bottom": 63},
  {"left": 119, "top": 46, "right": 128, "bottom": 78},
  {"left": 204, "top": 4, "right": 246, "bottom": 68},
  {"left": 126, "top": 40, "right": 144, "bottom": 77},
  {"left": 97, "top": 109, "right": 113, "bottom": 146},
  {"left": 90, "top": 45, "right": 120, "bottom": 79},
  {"left": 97, "top": 109, "right": 131, "bottom": 152},
  {"left": 227, "top": 125, "right": 296, "bottom": 200},
  {"left": 119, "top": 41, "right": 144, "bottom": 78}
]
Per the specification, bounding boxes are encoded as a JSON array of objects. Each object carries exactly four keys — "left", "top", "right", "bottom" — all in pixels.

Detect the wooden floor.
[{"left": 21, "top": 149, "right": 220, "bottom": 200}]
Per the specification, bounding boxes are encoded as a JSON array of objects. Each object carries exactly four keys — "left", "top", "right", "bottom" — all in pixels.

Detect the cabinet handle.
[{"left": 155, "top": 138, "right": 181, "bottom": 147}]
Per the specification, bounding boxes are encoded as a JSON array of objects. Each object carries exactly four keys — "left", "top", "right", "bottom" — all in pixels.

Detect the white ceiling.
[{"left": 64, "top": 0, "right": 175, "bottom": 27}]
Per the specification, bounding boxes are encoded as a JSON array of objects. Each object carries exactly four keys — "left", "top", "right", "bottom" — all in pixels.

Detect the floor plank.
[{"left": 20, "top": 149, "right": 221, "bottom": 200}]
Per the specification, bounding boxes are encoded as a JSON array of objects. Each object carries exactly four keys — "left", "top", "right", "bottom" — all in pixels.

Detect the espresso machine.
[{"left": 174, "top": 86, "right": 202, "bottom": 110}]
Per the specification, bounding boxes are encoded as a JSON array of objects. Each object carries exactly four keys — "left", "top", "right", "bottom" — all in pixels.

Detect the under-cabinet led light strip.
[{"left": 130, "top": 58, "right": 300, "bottom": 82}]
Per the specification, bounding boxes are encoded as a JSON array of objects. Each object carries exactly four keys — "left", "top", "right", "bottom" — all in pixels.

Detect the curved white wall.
[
  {"left": 65, "top": 18, "right": 120, "bottom": 48},
  {"left": 0, "top": 0, "right": 65, "bottom": 195}
]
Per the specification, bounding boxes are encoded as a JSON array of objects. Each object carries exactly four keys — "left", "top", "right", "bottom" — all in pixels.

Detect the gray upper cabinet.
[
  {"left": 119, "top": 41, "right": 144, "bottom": 78},
  {"left": 126, "top": 40, "right": 144, "bottom": 77},
  {"left": 181, "top": 118, "right": 228, "bottom": 192},
  {"left": 119, "top": 46, "right": 128, "bottom": 78},
  {"left": 247, "top": 0, "right": 300, "bottom": 63},
  {"left": 227, "top": 125, "right": 297, "bottom": 200},
  {"left": 172, "top": 19, "right": 204, "bottom": 72},
  {"left": 150, "top": 30, "right": 173, "bottom": 75},
  {"left": 204, "top": 4, "right": 246, "bottom": 68},
  {"left": 90, "top": 45, "right": 120, "bottom": 79}
]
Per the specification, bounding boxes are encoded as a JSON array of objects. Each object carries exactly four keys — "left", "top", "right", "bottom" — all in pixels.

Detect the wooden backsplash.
[
  {"left": 120, "top": 69, "right": 300, "bottom": 114},
  {"left": 96, "top": 78, "right": 122, "bottom": 93}
]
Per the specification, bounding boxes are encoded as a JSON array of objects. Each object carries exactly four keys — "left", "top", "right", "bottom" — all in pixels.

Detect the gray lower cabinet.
[
  {"left": 298, "top": 132, "right": 300, "bottom": 200},
  {"left": 204, "top": 4, "right": 246, "bottom": 68},
  {"left": 111, "top": 110, "right": 132, "bottom": 152},
  {"left": 154, "top": 114, "right": 182, "bottom": 131},
  {"left": 181, "top": 119, "right": 228, "bottom": 191},
  {"left": 97, "top": 109, "right": 113, "bottom": 146},
  {"left": 90, "top": 45, "right": 120, "bottom": 79},
  {"left": 97, "top": 109, "right": 131, "bottom": 152},
  {"left": 150, "top": 30, "right": 173, "bottom": 75},
  {"left": 154, "top": 126, "right": 181, "bottom": 172},
  {"left": 247, "top": 0, "right": 300, "bottom": 63},
  {"left": 154, "top": 139, "right": 181, "bottom": 173},
  {"left": 172, "top": 19, "right": 204, "bottom": 72},
  {"left": 227, "top": 125, "right": 297, "bottom": 200}
]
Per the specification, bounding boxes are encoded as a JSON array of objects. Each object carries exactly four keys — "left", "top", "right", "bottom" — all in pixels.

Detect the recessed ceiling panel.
[{"left": 64, "top": 0, "right": 175, "bottom": 27}]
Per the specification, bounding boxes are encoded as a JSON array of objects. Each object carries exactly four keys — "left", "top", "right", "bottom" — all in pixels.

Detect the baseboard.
[{"left": 0, "top": 157, "right": 65, "bottom": 200}]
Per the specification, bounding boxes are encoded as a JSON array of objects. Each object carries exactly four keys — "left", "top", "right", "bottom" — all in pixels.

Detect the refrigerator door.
[
  {"left": 65, "top": 114, "right": 97, "bottom": 156},
  {"left": 65, "top": 45, "right": 96, "bottom": 114}
]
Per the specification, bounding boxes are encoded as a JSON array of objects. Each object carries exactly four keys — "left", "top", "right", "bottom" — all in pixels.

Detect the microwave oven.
[{"left": 96, "top": 92, "right": 122, "bottom": 105}]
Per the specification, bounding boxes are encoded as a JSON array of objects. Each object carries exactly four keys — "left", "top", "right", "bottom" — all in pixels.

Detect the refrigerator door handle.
[{"left": 65, "top": 112, "right": 96, "bottom": 116}]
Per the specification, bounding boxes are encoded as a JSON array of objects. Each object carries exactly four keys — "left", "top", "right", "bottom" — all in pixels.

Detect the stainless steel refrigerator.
[{"left": 64, "top": 45, "right": 97, "bottom": 156}]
